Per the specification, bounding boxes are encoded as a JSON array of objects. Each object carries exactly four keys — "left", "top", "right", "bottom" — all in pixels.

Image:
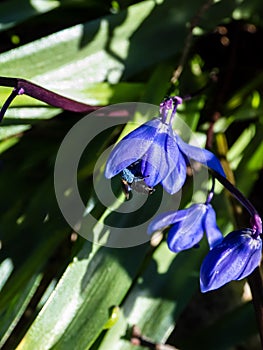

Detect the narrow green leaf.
[
  {"left": 16, "top": 243, "right": 149, "bottom": 350},
  {"left": 97, "top": 242, "right": 205, "bottom": 350}
]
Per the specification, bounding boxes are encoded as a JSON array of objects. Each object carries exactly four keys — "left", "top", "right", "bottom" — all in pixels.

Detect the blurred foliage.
[{"left": 0, "top": 0, "right": 262, "bottom": 349}]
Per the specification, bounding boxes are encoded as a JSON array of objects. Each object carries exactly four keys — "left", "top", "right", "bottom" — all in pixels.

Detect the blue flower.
[
  {"left": 200, "top": 228, "right": 262, "bottom": 292},
  {"left": 105, "top": 97, "right": 225, "bottom": 195},
  {"left": 147, "top": 203, "right": 223, "bottom": 252}
]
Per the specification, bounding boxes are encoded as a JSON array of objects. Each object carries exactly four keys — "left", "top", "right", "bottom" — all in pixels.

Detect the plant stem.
[
  {"left": 210, "top": 169, "right": 259, "bottom": 220},
  {"left": 0, "top": 88, "right": 19, "bottom": 122},
  {"left": 0, "top": 76, "right": 98, "bottom": 121},
  {"left": 166, "top": 0, "right": 214, "bottom": 95}
]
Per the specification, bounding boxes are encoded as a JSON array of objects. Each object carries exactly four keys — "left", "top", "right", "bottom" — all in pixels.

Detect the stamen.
[
  {"left": 160, "top": 96, "right": 182, "bottom": 124},
  {"left": 160, "top": 97, "right": 173, "bottom": 123}
]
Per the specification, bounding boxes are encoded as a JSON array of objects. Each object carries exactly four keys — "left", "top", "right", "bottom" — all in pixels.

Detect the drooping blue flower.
[
  {"left": 105, "top": 115, "right": 185, "bottom": 195},
  {"left": 105, "top": 97, "right": 225, "bottom": 195},
  {"left": 147, "top": 203, "right": 223, "bottom": 252},
  {"left": 200, "top": 228, "right": 262, "bottom": 292}
]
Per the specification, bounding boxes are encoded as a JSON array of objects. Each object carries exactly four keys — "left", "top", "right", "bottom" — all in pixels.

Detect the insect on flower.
[{"left": 121, "top": 162, "right": 155, "bottom": 199}]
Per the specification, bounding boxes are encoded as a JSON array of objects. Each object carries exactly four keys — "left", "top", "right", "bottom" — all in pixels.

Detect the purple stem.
[
  {"left": 0, "top": 76, "right": 99, "bottom": 121},
  {"left": 210, "top": 169, "right": 262, "bottom": 234},
  {"left": 0, "top": 88, "right": 19, "bottom": 122}
]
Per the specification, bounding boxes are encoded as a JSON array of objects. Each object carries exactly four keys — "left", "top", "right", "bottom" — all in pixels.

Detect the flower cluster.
[
  {"left": 105, "top": 96, "right": 263, "bottom": 292},
  {"left": 148, "top": 195, "right": 262, "bottom": 292}
]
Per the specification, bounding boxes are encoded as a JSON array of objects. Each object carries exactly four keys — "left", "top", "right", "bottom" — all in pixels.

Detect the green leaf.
[
  {"left": 98, "top": 242, "right": 205, "bottom": 350},
  {"left": 16, "top": 243, "right": 149, "bottom": 350}
]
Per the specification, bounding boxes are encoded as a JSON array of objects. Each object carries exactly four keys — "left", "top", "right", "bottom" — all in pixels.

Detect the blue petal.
[
  {"left": 204, "top": 204, "right": 223, "bottom": 249},
  {"left": 161, "top": 152, "right": 187, "bottom": 194},
  {"left": 200, "top": 229, "right": 262, "bottom": 292},
  {"left": 176, "top": 135, "right": 226, "bottom": 177},
  {"left": 105, "top": 118, "right": 161, "bottom": 178},
  {"left": 140, "top": 126, "right": 179, "bottom": 187},
  {"left": 147, "top": 205, "right": 201, "bottom": 234},
  {"left": 167, "top": 204, "right": 207, "bottom": 252}
]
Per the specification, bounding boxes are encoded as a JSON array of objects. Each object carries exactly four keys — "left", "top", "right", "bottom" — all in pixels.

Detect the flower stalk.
[
  {"left": 0, "top": 76, "right": 98, "bottom": 122},
  {"left": 0, "top": 87, "right": 20, "bottom": 122},
  {"left": 210, "top": 169, "right": 262, "bottom": 233}
]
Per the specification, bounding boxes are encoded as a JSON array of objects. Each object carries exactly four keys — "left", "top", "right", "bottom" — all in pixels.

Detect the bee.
[{"left": 120, "top": 166, "right": 155, "bottom": 200}]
